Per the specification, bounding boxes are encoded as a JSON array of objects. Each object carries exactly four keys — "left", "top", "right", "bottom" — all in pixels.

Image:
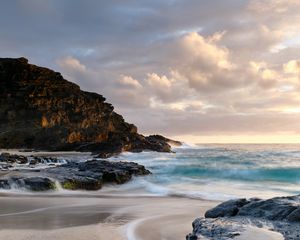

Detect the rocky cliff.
[{"left": 0, "top": 57, "right": 179, "bottom": 155}]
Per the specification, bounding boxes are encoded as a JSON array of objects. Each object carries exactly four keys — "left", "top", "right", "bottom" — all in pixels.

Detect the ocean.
[
  {"left": 2, "top": 144, "right": 300, "bottom": 201},
  {"left": 107, "top": 144, "right": 300, "bottom": 200}
]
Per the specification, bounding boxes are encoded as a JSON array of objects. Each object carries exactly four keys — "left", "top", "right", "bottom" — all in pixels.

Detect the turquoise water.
[{"left": 113, "top": 144, "right": 300, "bottom": 200}]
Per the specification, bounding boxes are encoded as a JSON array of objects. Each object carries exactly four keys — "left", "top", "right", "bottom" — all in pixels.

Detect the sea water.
[
  {"left": 108, "top": 144, "right": 300, "bottom": 200},
  {"left": 1, "top": 145, "right": 300, "bottom": 201}
]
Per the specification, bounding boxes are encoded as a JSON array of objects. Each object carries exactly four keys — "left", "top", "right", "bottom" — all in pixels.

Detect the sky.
[{"left": 1, "top": 0, "right": 300, "bottom": 143}]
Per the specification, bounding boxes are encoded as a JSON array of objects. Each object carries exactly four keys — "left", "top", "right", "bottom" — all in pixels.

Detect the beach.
[
  {"left": 0, "top": 192, "right": 286, "bottom": 240},
  {"left": 0, "top": 192, "right": 215, "bottom": 240},
  {"left": 0, "top": 144, "right": 299, "bottom": 239}
]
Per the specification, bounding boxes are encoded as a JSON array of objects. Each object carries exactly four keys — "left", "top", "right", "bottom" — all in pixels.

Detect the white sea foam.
[{"left": 125, "top": 218, "right": 147, "bottom": 240}]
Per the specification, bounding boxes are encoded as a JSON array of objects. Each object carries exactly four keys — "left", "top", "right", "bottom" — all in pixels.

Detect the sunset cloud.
[
  {"left": 119, "top": 75, "right": 142, "bottom": 89},
  {"left": 284, "top": 60, "right": 300, "bottom": 74},
  {"left": 57, "top": 56, "right": 86, "bottom": 73}
]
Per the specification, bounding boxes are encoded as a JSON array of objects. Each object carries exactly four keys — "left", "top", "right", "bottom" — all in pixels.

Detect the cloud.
[
  {"left": 151, "top": 31, "right": 244, "bottom": 93},
  {"left": 57, "top": 56, "right": 86, "bottom": 72},
  {"left": 2, "top": 0, "right": 300, "bottom": 141},
  {"left": 147, "top": 73, "right": 172, "bottom": 89},
  {"left": 284, "top": 60, "right": 300, "bottom": 74},
  {"left": 248, "top": 0, "right": 300, "bottom": 13},
  {"left": 119, "top": 75, "right": 142, "bottom": 89},
  {"left": 249, "top": 61, "right": 279, "bottom": 88},
  {"left": 180, "top": 31, "right": 233, "bottom": 70},
  {"left": 146, "top": 72, "right": 187, "bottom": 102}
]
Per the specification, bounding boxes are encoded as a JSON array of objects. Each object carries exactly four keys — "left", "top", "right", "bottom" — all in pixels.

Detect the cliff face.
[{"left": 0, "top": 57, "right": 176, "bottom": 155}]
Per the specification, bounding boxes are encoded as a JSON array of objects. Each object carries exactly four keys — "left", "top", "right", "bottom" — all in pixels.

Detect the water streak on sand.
[{"left": 0, "top": 194, "right": 214, "bottom": 239}]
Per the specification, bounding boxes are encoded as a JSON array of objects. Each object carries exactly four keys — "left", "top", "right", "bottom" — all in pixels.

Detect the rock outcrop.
[
  {"left": 187, "top": 195, "right": 300, "bottom": 240},
  {"left": 0, "top": 158, "right": 150, "bottom": 191},
  {"left": 0, "top": 57, "right": 180, "bottom": 155}
]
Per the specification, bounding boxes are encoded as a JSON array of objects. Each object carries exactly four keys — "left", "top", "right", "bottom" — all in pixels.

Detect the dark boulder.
[
  {"left": 187, "top": 195, "right": 300, "bottom": 240},
  {"left": 205, "top": 198, "right": 251, "bottom": 218},
  {"left": 23, "top": 177, "right": 56, "bottom": 191},
  {"left": 0, "top": 177, "right": 56, "bottom": 191},
  {"left": 204, "top": 196, "right": 300, "bottom": 222},
  {"left": 237, "top": 196, "right": 299, "bottom": 221},
  {"left": 286, "top": 207, "right": 300, "bottom": 222}
]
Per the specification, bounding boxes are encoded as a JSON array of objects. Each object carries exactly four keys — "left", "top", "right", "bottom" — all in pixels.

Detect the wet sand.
[
  {"left": 0, "top": 193, "right": 214, "bottom": 240},
  {"left": 0, "top": 192, "right": 285, "bottom": 240}
]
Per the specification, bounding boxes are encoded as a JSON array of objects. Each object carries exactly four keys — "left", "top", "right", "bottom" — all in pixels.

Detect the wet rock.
[
  {"left": 0, "top": 153, "right": 10, "bottom": 161},
  {"left": 23, "top": 177, "right": 56, "bottom": 191},
  {"left": 188, "top": 195, "right": 300, "bottom": 240},
  {"left": 0, "top": 152, "right": 26, "bottom": 164},
  {"left": 0, "top": 160, "right": 151, "bottom": 191},
  {"left": 146, "top": 135, "right": 182, "bottom": 147},
  {"left": 0, "top": 177, "right": 55, "bottom": 191},
  {"left": 28, "top": 158, "right": 38, "bottom": 165},
  {"left": 0, "top": 153, "right": 62, "bottom": 168},
  {"left": 286, "top": 207, "right": 300, "bottom": 222},
  {"left": 186, "top": 218, "right": 243, "bottom": 240},
  {"left": 0, "top": 179, "right": 10, "bottom": 189},
  {"left": 204, "top": 196, "right": 300, "bottom": 222},
  {"left": 205, "top": 198, "right": 251, "bottom": 218},
  {"left": 0, "top": 164, "right": 10, "bottom": 170},
  {"left": 15, "top": 155, "right": 28, "bottom": 164}
]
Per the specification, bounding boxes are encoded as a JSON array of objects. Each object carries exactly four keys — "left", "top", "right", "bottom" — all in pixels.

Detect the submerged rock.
[
  {"left": 0, "top": 152, "right": 63, "bottom": 170},
  {"left": 0, "top": 152, "right": 28, "bottom": 164},
  {"left": 0, "top": 177, "right": 56, "bottom": 191},
  {"left": 0, "top": 159, "right": 151, "bottom": 191},
  {"left": 0, "top": 57, "right": 181, "bottom": 156},
  {"left": 187, "top": 195, "right": 300, "bottom": 240}
]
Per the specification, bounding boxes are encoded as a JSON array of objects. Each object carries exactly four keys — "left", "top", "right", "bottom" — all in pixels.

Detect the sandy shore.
[
  {"left": 0, "top": 192, "right": 286, "bottom": 240},
  {"left": 0, "top": 193, "right": 283, "bottom": 240},
  {"left": 0, "top": 193, "right": 214, "bottom": 240}
]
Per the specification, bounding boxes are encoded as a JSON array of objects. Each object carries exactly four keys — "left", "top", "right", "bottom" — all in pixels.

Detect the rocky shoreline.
[
  {"left": 187, "top": 195, "right": 300, "bottom": 240},
  {"left": 0, "top": 57, "right": 181, "bottom": 191},
  {"left": 0, "top": 152, "right": 150, "bottom": 191}
]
